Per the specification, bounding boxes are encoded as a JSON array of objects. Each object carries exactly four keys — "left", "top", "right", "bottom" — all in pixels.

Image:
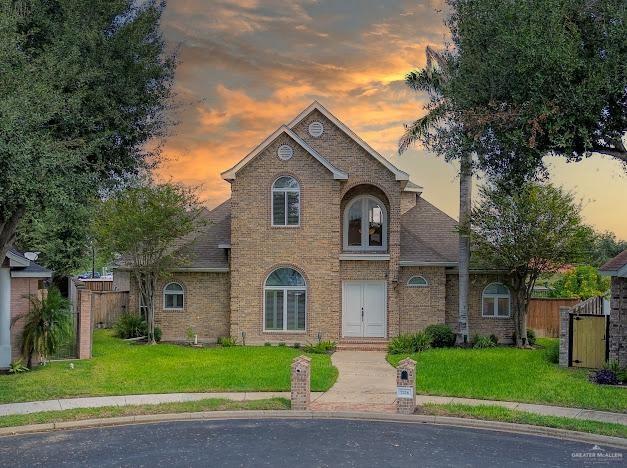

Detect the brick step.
[{"left": 336, "top": 340, "right": 389, "bottom": 351}]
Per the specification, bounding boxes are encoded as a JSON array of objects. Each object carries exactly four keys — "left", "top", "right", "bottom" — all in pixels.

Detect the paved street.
[{"left": 1, "top": 418, "right": 621, "bottom": 467}]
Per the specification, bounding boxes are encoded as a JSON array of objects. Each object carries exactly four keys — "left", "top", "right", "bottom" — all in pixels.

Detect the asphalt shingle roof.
[{"left": 599, "top": 249, "right": 627, "bottom": 273}]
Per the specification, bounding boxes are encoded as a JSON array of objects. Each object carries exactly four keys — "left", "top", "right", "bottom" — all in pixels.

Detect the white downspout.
[{"left": 0, "top": 267, "right": 11, "bottom": 368}]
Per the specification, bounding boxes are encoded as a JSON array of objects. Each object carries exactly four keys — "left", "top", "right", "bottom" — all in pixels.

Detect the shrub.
[
  {"left": 388, "top": 334, "right": 416, "bottom": 354},
  {"left": 412, "top": 331, "right": 432, "bottom": 352},
  {"left": 543, "top": 340, "right": 560, "bottom": 364},
  {"left": 473, "top": 335, "right": 496, "bottom": 349},
  {"left": 589, "top": 369, "right": 619, "bottom": 385},
  {"left": 278, "top": 342, "right": 286, "bottom": 347},
  {"left": 293, "top": 342, "right": 301, "bottom": 349},
  {"left": 8, "top": 360, "right": 29, "bottom": 374},
  {"left": 526, "top": 329, "right": 537, "bottom": 346},
  {"left": 154, "top": 327, "right": 162, "bottom": 343},
  {"left": 114, "top": 313, "right": 147, "bottom": 339},
  {"left": 424, "top": 324, "right": 455, "bottom": 348},
  {"left": 489, "top": 334, "right": 499, "bottom": 345},
  {"left": 264, "top": 342, "right": 272, "bottom": 347},
  {"left": 604, "top": 361, "right": 627, "bottom": 383},
  {"left": 303, "top": 340, "right": 336, "bottom": 354},
  {"left": 217, "top": 336, "right": 236, "bottom": 347}
]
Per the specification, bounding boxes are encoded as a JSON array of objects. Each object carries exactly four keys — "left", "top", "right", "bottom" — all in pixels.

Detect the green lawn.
[
  {"left": 0, "top": 331, "right": 337, "bottom": 404},
  {"left": 388, "top": 339, "right": 626, "bottom": 413},
  {"left": 0, "top": 398, "right": 290, "bottom": 429},
  {"left": 422, "top": 403, "right": 627, "bottom": 439}
]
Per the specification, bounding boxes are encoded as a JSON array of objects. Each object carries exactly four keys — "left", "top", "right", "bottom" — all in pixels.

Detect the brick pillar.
[
  {"left": 609, "top": 277, "right": 627, "bottom": 367},
  {"left": 291, "top": 355, "right": 311, "bottom": 411},
  {"left": 396, "top": 357, "right": 416, "bottom": 415},
  {"left": 558, "top": 307, "right": 570, "bottom": 367},
  {"left": 77, "top": 288, "right": 93, "bottom": 360}
]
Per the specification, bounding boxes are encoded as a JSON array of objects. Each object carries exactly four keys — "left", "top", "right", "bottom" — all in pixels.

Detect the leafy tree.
[
  {"left": 21, "top": 287, "right": 72, "bottom": 367},
  {"left": 589, "top": 231, "right": 627, "bottom": 267},
  {"left": 94, "top": 183, "right": 204, "bottom": 343},
  {"left": 470, "top": 183, "right": 592, "bottom": 347},
  {"left": 0, "top": 0, "right": 175, "bottom": 264},
  {"left": 549, "top": 265, "right": 611, "bottom": 299},
  {"left": 438, "top": 0, "right": 626, "bottom": 179}
]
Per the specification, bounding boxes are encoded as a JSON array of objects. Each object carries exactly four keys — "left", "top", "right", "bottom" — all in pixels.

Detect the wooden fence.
[
  {"left": 80, "top": 279, "right": 113, "bottom": 292},
  {"left": 90, "top": 290, "right": 130, "bottom": 328},
  {"left": 527, "top": 298, "right": 580, "bottom": 337}
]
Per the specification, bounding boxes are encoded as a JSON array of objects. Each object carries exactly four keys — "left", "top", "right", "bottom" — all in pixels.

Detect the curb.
[{"left": 0, "top": 410, "right": 625, "bottom": 449}]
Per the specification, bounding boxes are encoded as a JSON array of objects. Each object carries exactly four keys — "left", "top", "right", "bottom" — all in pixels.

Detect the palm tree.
[
  {"left": 21, "top": 287, "right": 73, "bottom": 367},
  {"left": 399, "top": 46, "right": 471, "bottom": 342}
]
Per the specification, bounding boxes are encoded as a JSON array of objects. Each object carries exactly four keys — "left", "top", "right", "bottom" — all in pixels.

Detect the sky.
[{"left": 157, "top": 0, "right": 627, "bottom": 239}]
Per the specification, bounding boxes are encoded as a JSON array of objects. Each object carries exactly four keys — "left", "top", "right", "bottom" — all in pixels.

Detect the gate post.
[
  {"left": 77, "top": 288, "right": 93, "bottom": 360},
  {"left": 291, "top": 355, "right": 311, "bottom": 411},
  {"left": 558, "top": 307, "right": 571, "bottom": 367},
  {"left": 396, "top": 358, "right": 416, "bottom": 414}
]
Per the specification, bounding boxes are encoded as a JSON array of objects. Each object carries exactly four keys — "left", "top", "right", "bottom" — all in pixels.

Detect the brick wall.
[
  {"left": 608, "top": 276, "right": 627, "bottom": 366},
  {"left": 9, "top": 277, "right": 40, "bottom": 361},
  {"left": 398, "top": 267, "right": 446, "bottom": 334},
  {"left": 445, "top": 273, "right": 515, "bottom": 343},
  {"left": 129, "top": 272, "right": 230, "bottom": 342}
]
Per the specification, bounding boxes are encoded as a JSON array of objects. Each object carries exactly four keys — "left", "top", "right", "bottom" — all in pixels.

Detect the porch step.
[{"left": 336, "top": 339, "right": 389, "bottom": 351}]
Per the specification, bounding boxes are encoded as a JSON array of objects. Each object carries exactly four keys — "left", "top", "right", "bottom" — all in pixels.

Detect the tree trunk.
[
  {"left": 510, "top": 277, "right": 528, "bottom": 348},
  {"left": 458, "top": 153, "right": 472, "bottom": 343},
  {"left": 0, "top": 206, "right": 26, "bottom": 262}
]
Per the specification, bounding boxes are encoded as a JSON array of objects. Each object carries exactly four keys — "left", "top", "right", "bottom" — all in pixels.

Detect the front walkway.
[{"left": 1, "top": 350, "right": 625, "bottom": 425}]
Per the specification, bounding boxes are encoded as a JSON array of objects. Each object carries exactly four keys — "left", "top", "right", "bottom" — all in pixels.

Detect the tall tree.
[
  {"left": 470, "top": 183, "right": 592, "bottom": 346},
  {"left": 441, "top": 0, "right": 626, "bottom": 178},
  {"left": 94, "top": 183, "right": 204, "bottom": 343},
  {"left": 399, "top": 47, "right": 475, "bottom": 342},
  {"left": 0, "top": 0, "right": 175, "bottom": 263}
]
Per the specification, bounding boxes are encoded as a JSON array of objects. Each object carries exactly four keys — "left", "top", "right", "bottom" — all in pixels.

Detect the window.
[
  {"left": 343, "top": 195, "right": 387, "bottom": 251},
  {"left": 163, "top": 282, "right": 184, "bottom": 310},
  {"left": 407, "top": 276, "right": 428, "bottom": 287},
  {"left": 482, "top": 283, "right": 511, "bottom": 317},
  {"left": 264, "top": 267, "right": 306, "bottom": 331},
  {"left": 272, "top": 176, "right": 300, "bottom": 226}
]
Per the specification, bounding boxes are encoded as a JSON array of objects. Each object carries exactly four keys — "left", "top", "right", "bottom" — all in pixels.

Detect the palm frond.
[{"left": 399, "top": 104, "right": 446, "bottom": 154}]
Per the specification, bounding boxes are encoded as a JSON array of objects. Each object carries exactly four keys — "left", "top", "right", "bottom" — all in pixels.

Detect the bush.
[
  {"left": 278, "top": 342, "right": 286, "bottom": 347},
  {"left": 154, "top": 327, "right": 162, "bottom": 343},
  {"left": 8, "top": 360, "right": 29, "bottom": 374},
  {"left": 589, "top": 369, "right": 619, "bottom": 385},
  {"left": 543, "top": 340, "right": 560, "bottom": 364},
  {"left": 605, "top": 361, "right": 627, "bottom": 383},
  {"left": 526, "top": 329, "right": 537, "bottom": 346},
  {"left": 217, "top": 336, "right": 236, "bottom": 347},
  {"left": 303, "top": 340, "right": 336, "bottom": 354},
  {"left": 264, "top": 342, "right": 272, "bottom": 347},
  {"left": 412, "top": 331, "right": 432, "bottom": 352},
  {"left": 473, "top": 335, "right": 496, "bottom": 349},
  {"left": 114, "top": 313, "right": 147, "bottom": 339},
  {"left": 424, "top": 324, "right": 455, "bottom": 348},
  {"left": 388, "top": 334, "right": 416, "bottom": 354},
  {"left": 489, "top": 334, "right": 499, "bottom": 345},
  {"left": 293, "top": 342, "right": 301, "bottom": 349}
]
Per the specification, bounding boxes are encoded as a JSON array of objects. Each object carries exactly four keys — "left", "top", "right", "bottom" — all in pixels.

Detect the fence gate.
[
  {"left": 570, "top": 315, "right": 607, "bottom": 368},
  {"left": 50, "top": 309, "right": 79, "bottom": 360}
]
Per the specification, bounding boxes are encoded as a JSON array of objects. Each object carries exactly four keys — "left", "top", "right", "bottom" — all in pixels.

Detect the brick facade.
[
  {"left": 608, "top": 276, "right": 627, "bottom": 366},
  {"left": 445, "top": 273, "right": 515, "bottom": 343},
  {"left": 9, "top": 277, "right": 40, "bottom": 360},
  {"left": 399, "top": 267, "right": 446, "bottom": 334}
]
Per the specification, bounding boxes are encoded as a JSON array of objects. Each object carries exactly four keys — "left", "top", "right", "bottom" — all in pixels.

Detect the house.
[
  {"left": 0, "top": 248, "right": 52, "bottom": 369},
  {"left": 119, "top": 102, "right": 515, "bottom": 345},
  {"left": 599, "top": 249, "right": 627, "bottom": 366}
]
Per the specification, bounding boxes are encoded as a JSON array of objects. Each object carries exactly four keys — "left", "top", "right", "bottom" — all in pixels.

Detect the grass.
[
  {"left": 0, "top": 398, "right": 290, "bottom": 429},
  {"left": 422, "top": 403, "right": 627, "bottom": 439},
  {"left": 0, "top": 330, "right": 337, "bottom": 404},
  {"left": 388, "top": 338, "right": 627, "bottom": 412}
]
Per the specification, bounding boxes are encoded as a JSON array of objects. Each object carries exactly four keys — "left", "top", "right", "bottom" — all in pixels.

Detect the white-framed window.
[
  {"left": 343, "top": 195, "right": 387, "bottom": 251},
  {"left": 264, "top": 267, "right": 306, "bottom": 332},
  {"left": 407, "top": 276, "right": 428, "bottom": 287},
  {"left": 272, "top": 176, "right": 300, "bottom": 226},
  {"left": 482, "top": 282, "right": 511, "bottom": 317},
  {"left": 163, "top": 282, "right": 184, "bottom": 310}
]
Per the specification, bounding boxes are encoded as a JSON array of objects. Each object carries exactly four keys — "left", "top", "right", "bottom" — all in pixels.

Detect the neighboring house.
[
  {"left": 0, "top": 248, "right": 52, "bottom": 368},
  {"left": 120, "top": 102, "right": 515, "bottom": 345},
  {"left": 600, "top": 250, "right": 627, "bottom": 366}
]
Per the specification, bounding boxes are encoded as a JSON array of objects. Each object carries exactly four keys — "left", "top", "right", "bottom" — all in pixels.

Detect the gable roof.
[
  {"left": 287, "top": 101, "right": 410, "bottom": 181},
  {"left": 6, "top": 247, "right": 52, "bottom": 278},
  {"left": 221, "top": 125, "right": 348, "bottom": 181},
  {"left": 599, "top": 249, "right": 627, "bottom": 278}
]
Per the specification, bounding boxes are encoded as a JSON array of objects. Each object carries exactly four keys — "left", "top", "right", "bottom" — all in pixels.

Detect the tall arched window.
[
  {"left": 163, "top": 282, "right": 184, "bottom": 310},
  {"left": 482, "top": 283, "right": 511, "bottom": 317},
  {"left": 272, "top": 176, "right": 300, "bottom": 226},
  {"left": 343, "top": 195, "right": 387, "bottom": 251},
  {"left": 264, "top": 267, "right": 306, "bottom": 331}
]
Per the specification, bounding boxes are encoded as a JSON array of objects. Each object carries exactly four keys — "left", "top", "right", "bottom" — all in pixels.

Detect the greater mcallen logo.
[{"left": 571, "top": 445, "right": 623, "bottom": 463}]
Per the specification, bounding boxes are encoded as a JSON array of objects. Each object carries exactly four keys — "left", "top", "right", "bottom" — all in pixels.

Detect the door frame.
[{"left": 341, "top": 280, "right": 387, "bottom": 338}]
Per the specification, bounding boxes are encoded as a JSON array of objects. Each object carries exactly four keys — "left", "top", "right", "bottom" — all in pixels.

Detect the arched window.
[
  {"left": 407, "top": 276, "right": 429, "bottom": 287},
  {"left": 163, "top": 282, "right": 184, "bottom": 310},
  {"left": 482, "top": 283, "right": 511, "bottom": 317},
  {"left": 264, "top": 267, "right": 306, "bottom": 331},
  {"left": 343, "top": 195, "right": 387, "bottom": 251},
  {"left": 272, "top": 176, "right": 300, "bottom": 226}
]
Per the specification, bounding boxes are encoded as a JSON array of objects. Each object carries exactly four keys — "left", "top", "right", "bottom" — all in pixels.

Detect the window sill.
[
  {"left": 263, "top": 330, "right": 308, "bottom": 334},
  {"left": 481, "top": 315, "right": 511, "bottom": 319},
  {"left": 339, "top": 253, "right": 390, "bottom": 261}
]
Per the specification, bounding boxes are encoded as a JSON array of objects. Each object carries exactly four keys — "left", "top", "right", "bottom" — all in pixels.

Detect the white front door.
[{"left": 342, "top": 281, "right": 386, "bottom": 338}]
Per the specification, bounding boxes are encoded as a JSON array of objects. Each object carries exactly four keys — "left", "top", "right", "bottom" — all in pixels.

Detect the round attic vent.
[
  {"left": 308, "top": 121, "right": 324, "bottom": 138},
  {"left": 277, "top": 144, "right": 294, "bottom": 160}
]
